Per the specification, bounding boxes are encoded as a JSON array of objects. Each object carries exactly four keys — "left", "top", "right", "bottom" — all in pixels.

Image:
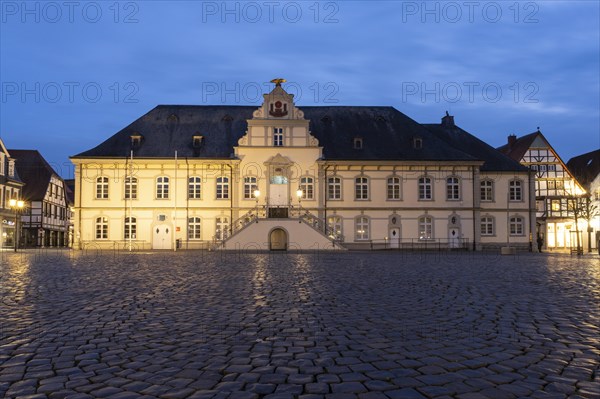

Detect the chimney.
[
  {"left": 441, "top": 111, "right": 454, "bottom": 127},
  {"left": 508, "top": 134, "right": 517, "bottom": 148}
]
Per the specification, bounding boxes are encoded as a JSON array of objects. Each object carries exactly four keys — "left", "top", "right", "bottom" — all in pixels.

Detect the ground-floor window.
[
  {"left": 510, "top": 216, "right": 524, "bottom": 236},
  {"left": 95, "top": 216, "right": 108, "bottom": 239},
  {"left": 355, "top": 216, "right": 369, "bottom": 240},
  {"left": 418, "top": 216, "right": 433, "bottom": 239},
  {"left": 188, "top": 217, "right": 201, "bottom": 240},
  {"left": 327, "top": 216, "right": 343, "bottom": 240},
  {"left": 124, "top": 216, "right": 136, "bottom": 239},
  {"left": 480, "top": 216, "right": 494, "bottom": 236},
  {"left": 216, "top": 217, "right": 229, "bottom": 240}
]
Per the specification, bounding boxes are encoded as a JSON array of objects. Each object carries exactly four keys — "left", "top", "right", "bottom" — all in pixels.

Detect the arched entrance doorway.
[{"left": 269, "top": 228, "right": 288, "bottom": 251}]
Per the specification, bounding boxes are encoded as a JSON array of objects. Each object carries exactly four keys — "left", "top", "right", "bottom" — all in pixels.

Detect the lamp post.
[
  {"left": 9, "top": 199, "right": 25, "bottom": 252},
  {"left": 254, "top": 189, "right": 261, "bottom": 217}
]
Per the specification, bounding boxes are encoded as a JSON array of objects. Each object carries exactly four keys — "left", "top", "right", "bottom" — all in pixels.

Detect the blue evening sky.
[{"left": 1, "top": 0, "right": 599, "bottom": 178}]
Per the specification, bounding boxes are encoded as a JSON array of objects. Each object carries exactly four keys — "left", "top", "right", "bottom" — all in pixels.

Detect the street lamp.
[
  {"left": 9, "top": 199, "right": 25, "bottom": 252},
  {"left": 296, "top": 189, "right": 303, "bottom": 206},
  {"left": 253, "top": 189, "right": 261, "bottom": 222}
]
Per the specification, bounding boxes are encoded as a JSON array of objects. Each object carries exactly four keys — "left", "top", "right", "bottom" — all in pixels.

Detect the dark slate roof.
[
  {"left": 8, "top": 150, "right": 57, "bottom": 201},
  {"left": 73, "top": 105, "right": 480, "bottom": 162},
  {"left": 496, "top": 132, "right": 539, "bottom": 161},
  {"left": 566, "top": 149, "right": 600, "bottom": 190},
  {"left": 423, "top": 124, "right": 528, "bottom": 172}
]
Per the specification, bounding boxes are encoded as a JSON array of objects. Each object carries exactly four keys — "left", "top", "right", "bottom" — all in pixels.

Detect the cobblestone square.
[{"left": 1, "top": 250, "right": 599, "bottom": 399}]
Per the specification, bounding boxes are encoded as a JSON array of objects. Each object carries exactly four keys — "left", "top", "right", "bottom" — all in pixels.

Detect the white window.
[
  {"left": 188, "top": 177, "right": 202, "bottom": 199},
  {"left": 156, "top": 176, "right": 169, "bottom": 199},
  {"left": 446, "top": 177, "right": 460, "bottom": 200},
  {"left": 300, "top": 177, "right": 314, "bottom": 200},
  {"left": 328, "top": 177, "right": 341, "bottom": 200},
  {"left": 8, "top": 160, "right": 15, "bottom": 177},
  {"left": 355, "top": 177, "right": 369, "bottom": 200},
  {"left": 273, "top": 127, "right": 284, "bottom": 147},
  {"left": 481, "top": 180, "right": 493, "bottom": 201},
  {"left": 124, "top": 217, "right": 136, "bottom": 240},
  {"left": 510, "top": 216, "right": 524, "bottom": 236},
  {"left": 327, "top": 216, "right": 343, "bottom": 240},
  {"left": 355, "top": 216, "right": 369, "bottom": 241},
  {"left": 95, "top": 216, "right": 108, "bottom": 239},
  {"left": 215, "top": 217, "right": 229, "bottom": 240},
  {"left": 188, "top": 217, "right": 201, "bottom": 240},
  {"left": 509, "top": 180, "right": 522, "bottom": 201},
  {"left": 418, "top": 216, "right": 433, "bottom": 239},
  {"left": 418, "top": 177, "right": 432, "bottom": 200},
  {"left": 216, "top": 177, "right": 229, "bottom": 199},
  {"left": 96, "top": 177, "right": 109, "bottom": 199},
  {"left": 124, "top": 177, "right": 137, "bottom": 200},
  {"left": 387, "top": 177, "right": 401, "bottom": 200},
  {"left": 481, "top": 216, "right": 494, "bottom": 236},
  {"left": 243, "top": 177, "right": 258, "bottom": 199}
]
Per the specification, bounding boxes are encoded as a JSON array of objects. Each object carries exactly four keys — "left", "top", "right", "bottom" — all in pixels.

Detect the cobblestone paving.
[{"left": 1, "top": 250, "right": 599, "bottom": 399}]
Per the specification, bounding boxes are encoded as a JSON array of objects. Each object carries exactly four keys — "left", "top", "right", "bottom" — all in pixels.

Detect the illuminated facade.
[
  {"left": 9, "top": 150, "right": 71, "bottom": 247},
  {"left": 71, "top": 81, "right": 535, "bottom": 251},
  {"left": 567, "top": 149, "right": 600, "bottom": 251},
  {"left": 0, "top": 139, "right": 24, "bottom": 248},
  {"left": 498, "top": 132, "right": 587, "bottom": 250}
]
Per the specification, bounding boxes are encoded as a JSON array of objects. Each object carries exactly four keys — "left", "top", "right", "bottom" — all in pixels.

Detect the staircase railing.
[
  {"left": 290, "top": 205, "right": 344, "bottom": 242},
  {"left": 210, "top": 206, "right": 267, "bottom": 250}
]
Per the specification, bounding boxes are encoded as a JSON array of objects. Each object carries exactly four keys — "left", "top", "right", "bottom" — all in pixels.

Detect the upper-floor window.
[
  {"left": 300, "top": 177, "right": 314, "bottom": 200},
  {"left": 328, "top": 177, "right": 342, "bottom": 200},
  {"left": 124, "top": 217, "right": 137, "bottom": 240},
  {"left": 509, "top": 180, "right": 522, "bottom": 201},
  {"left": 8, "top": 160, "right": 15, "bottom": 177},
  {"left": 355, "top": 177, "right": 369, "bottom": 200},
  {"left": 243, "top": 177, "right": 258, "bottom": 199},
  {"left": 273, "top": 127, "right": 284, "bottom": 147},
  {"left": 216, "top": 176, "right": 229, "bottom": 199},
  {"left": 188, "top": 177, "right": 202, "bottom": 199},
  {"left": 480, "top": 180, "right": 494, "bottom": 202},
  {"left": 418, "top": 215, "right": 433, "bottom": 239},
  {"left": 95, "top": 216, "right": 108, "bottom": 239},
  {"left": 387, "top": 177, "right": 401, "bottom": 200},
  {"left": 355, "top": 216, "right": 370, "bottom": 240},
  {"left": 418, "top": 177, "right": 432, "bottom": 200},
  {"left": 125, "top": 177, "right": 137, "bottom": 200},
  {"left": 96, "top": 177, "right": 109, "bottom": 199},
  {"left": 156, "top": 176, "right": 169, "bottom": 199},
  {"left": 446, "top": 177, "right": 460, "bottom": 200}
]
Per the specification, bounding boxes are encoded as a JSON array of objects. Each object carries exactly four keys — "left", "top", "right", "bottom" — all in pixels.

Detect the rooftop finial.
[{"left": 270, "top": 78, "right": 286, "bottom": 87}]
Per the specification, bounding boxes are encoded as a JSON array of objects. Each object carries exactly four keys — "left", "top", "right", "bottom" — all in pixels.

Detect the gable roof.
[
  {"left": 8, "top": 150, "right": 59, "bottom": 201},
  {"left": 72, "top": 105, "right": 485, "bottom": 163},
  {"left": 0, "top": 138, "right": 23, "bottom": 184},
  {"left": 566, "top": 149, "right": 600, "bottom": 190},
  {"left": 496, "top": 131, "right": 540, "bottom": 161},
  {"left": 423, "top": 123, "right": 528, "bottom": 172}
]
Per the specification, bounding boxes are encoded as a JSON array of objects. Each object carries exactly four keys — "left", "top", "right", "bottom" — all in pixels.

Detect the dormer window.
[
  {"left": 413, "top": 137, "right": 423, "bottom": 149},
  {"left": 193, "top": 135, "right": 203, "bottom": 148},
  {"left": 8, "top": 160, "right": 15, "bottom": 177},
  {"left": 353, "top": 137, "right": 363, "bottom": 150},
  {"left": 130, "top": 133, "right": 143, "bottom": 146}
]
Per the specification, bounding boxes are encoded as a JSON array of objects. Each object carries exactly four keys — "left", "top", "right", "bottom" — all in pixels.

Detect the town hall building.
[{"left": 71, "top": 80, "right": 535, "bottom": 251}]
